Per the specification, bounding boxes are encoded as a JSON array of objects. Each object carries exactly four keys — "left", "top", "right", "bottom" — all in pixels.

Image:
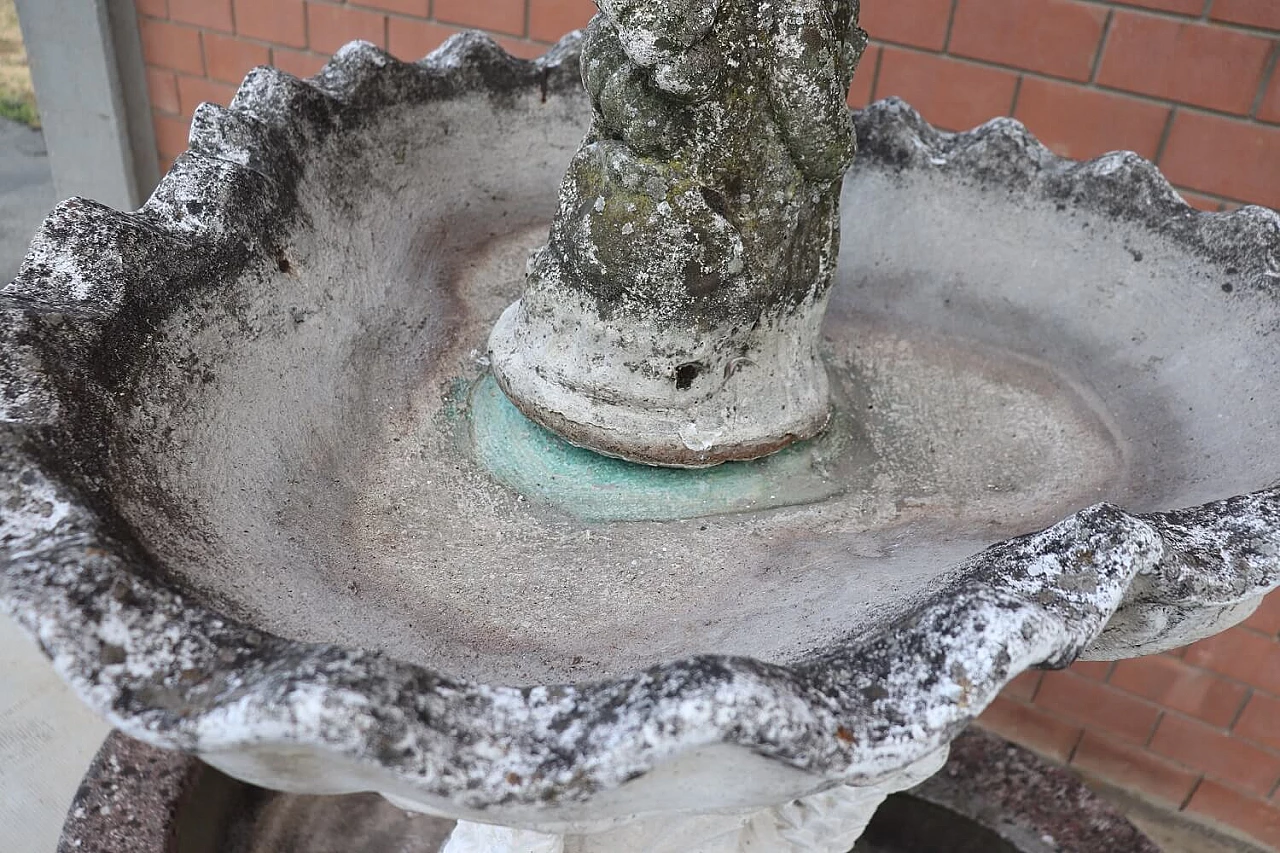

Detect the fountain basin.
[{"left": 2, "top": 33, "right": 1279, "bottom": 844}]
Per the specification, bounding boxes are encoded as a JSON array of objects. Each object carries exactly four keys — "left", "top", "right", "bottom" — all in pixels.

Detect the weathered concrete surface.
[{"left": 0, "top": 116, "right": 53, "bottom": 284}]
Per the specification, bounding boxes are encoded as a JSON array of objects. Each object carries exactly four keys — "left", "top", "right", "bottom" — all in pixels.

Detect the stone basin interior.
[{"left": 103, "top": 86, "right": 1280, "bottom": 686}]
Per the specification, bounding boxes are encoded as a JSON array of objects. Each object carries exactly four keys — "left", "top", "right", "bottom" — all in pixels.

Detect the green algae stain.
[
  {"left": 467, "top": 374, "right": 848, "bottom": 522},
  {"left": 440, "top": 376, "right": 471, "bottom": 419}
]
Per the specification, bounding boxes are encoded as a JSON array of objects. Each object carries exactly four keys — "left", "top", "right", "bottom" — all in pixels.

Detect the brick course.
[
  {"left": 1071, "top": 730, "right": 1200, "bottom": 806},
  {"left": 1117, "top": 0, "right": 1205, "bottom": 14},
  {"left": 1161, "top": 110, "right": 1280, "bottom": 209},
  {"left": 233, "top": 0, "right": 307, "bottom": 48},
  {"left": 860, "top": 0, "right": 952, "bottom": 51},
  {"left": 1186, "top": 626, "right": 1280, "bottom": 694},
  {"left": 305, "top": 2, "right": 388, "bottom": 53},
  {"left": 1212, "top": 0, "right": 1280, "bottom": 31},
  {"left": 353, "top": 0, "right": 429, "bottom": 15},
  {"left": 168, "top": 0, "right": 233, "bottom": 33},
  {"left": 1190, "top": 779, "right": 1280, "bottom": 849},
  {"left": 1096, "top": 12, "right": 1273, "bottom": 115},
  {"left": 978, "top": 695, "right": 1084, "bottom": 762},
  {"left": 202, "top": 32, "right": 271, "bottom": 84},
  {"left": 1109, "top": 654, "right": 1249, "bottom": 727},
  {"left": 874, "top": 46, "right": 1020, "bottom": 131},
  {"left": 174, "top": 75, "right": 237, "bottom": 117},
  {"left": 1036, "top": 669, "right": 1161, "bottom": 744},
  {"left": 1236, "top": 692, "right": 1280, "bottom": 751},
  {"left": 1150, "top": 714, "right": 1280, "bottom": 797},
  {"left": 139, "top": 18, "right": 204, "bottom": 77},
  {"left": 433, "top": 0, "right": 527, "bottom": 36},
  {"left": 1012, "top": 76, "right": 1171, "bottom": 160},
  {"left": 131, "top": 0, "right": 1280, "bottom": 845},
  {"left": 949, "top": 0, "right": 1109, "bottom": 82}
]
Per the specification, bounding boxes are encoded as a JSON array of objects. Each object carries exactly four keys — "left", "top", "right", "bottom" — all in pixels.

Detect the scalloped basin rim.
[{"left": 1, "top": 33, "right": 1279, "bottom": 831}]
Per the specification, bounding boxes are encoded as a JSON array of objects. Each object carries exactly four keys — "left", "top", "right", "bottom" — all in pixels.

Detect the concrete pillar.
[{"left": 14, "top": 0, "right": 159, "bottom": 210}]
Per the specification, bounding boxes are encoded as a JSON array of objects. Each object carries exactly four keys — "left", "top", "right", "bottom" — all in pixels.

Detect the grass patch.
[
  {"left": 0, "top": 94, "right": 36, "bottom": 125},
  {"left": 0, "top": 0, "right": 38, "bottom": 128}
]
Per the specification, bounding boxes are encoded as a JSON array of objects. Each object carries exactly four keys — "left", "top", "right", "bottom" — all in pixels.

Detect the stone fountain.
[{"left": 2, "top": 1, "right": 1280, "bottom": 851}]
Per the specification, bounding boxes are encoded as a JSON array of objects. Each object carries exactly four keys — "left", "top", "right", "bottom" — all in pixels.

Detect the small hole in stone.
[
  {"left": 700, "top": 186, "right": 729, "bottom": 218},
  {"left": 277, "top": 255, "right": 293, "bottom": 274},
  {"left": 675, "top": 362, "right": 701, "bottom": 391},
  {"left": 1222, "top": 282, "right": 1234, "bottom": 293}
]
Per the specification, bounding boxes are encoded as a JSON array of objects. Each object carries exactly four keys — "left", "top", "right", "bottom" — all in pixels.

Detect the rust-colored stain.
[{"left": 836, "top": 725, "right": 857, "bottom": 745}]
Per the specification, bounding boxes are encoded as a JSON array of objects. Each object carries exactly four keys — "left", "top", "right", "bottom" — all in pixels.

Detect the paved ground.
[
  {"left": 0, "top": 116, "right": 108, "bottom": 853},
  {"left": 0, "top": 615, "right": 110, "bottom": 853},
  {"left": 0, "top": 115, "right": 55, "bottom": 284}
]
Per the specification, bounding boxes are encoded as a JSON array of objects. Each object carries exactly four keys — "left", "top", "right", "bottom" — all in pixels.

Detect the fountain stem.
[{"left": 488, "top": 0, "right": 868, "bottom": 467}]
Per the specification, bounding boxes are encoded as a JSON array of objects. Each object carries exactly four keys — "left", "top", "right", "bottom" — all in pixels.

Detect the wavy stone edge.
[{"left": 0, "top": 32, "right": 1278, "bottom": 824}]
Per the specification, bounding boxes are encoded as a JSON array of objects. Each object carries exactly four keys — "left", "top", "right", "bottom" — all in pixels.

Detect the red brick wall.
[
  {"left": 136, "top": 0, "right": 601, "bottom": 168},
  {"left": 133, "top": 0, "right": 1280, "bottom": 847},
  {"left": 851, "top": 0, "right": 1280, "bottom": 212},
  {"left": 135, "top": 0, "right": 1279, "bottom": 209}
]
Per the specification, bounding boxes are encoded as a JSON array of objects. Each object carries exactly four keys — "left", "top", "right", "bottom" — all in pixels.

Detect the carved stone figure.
[{"left": 489, "top": 1, "right": 869, "bottom": 466}]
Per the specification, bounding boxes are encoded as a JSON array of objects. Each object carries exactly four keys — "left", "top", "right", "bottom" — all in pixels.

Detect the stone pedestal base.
[{"left": 488, "top": 296, "right": 831, "bottom": 468}]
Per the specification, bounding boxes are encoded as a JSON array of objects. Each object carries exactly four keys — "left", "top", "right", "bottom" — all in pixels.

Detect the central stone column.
[{"left": 489, "top": 0, "right": 868, "bottom": 467}]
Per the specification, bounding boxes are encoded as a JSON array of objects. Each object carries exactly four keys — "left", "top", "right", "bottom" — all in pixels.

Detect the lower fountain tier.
[{"left": 60, "top": 729, "right": 1159, "bottom": 853}]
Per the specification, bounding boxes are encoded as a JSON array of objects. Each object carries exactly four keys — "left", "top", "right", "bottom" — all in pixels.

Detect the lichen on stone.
[
  {"left": 527, "top": 0, "right": 867, "bottom": 325},
  {"left": 486, "top": 2, "right": 868, "bottom": 466}
]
